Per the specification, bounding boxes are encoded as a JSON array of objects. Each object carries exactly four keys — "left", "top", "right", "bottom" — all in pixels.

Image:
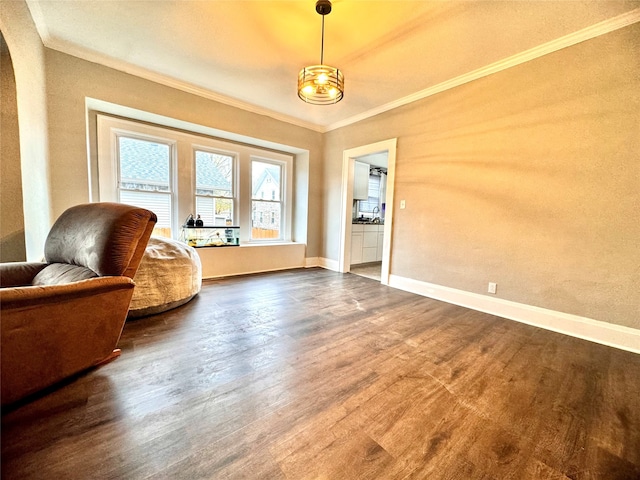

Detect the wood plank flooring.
[
  {"left": 2, "top": 268, "right": 640, "bottom": 479},
  {"left": 350, "top": 262, "right": 382, "bottom": 282}
]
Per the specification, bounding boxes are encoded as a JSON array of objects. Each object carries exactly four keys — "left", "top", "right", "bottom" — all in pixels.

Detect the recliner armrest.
[
  {"left": 0, "top": 262, "right": 48, "bottom": 288},
  {"left": 0, "top": 276, "right": 135, "bottom": 308}
]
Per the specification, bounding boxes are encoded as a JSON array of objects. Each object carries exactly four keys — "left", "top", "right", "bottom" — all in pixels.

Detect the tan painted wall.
[
  {"left": 3, "top": 0, "right": 638, "bottom": 329},
  {"left": 41, "top": 49, "right": 324, "bottom": 258},
  {"left": 197, "top": 243, "right": 307, "bottom": 279},
  {"left": 0, "top": 33, "right": 26, "bottom": 261},
  {"left": 324, "top": 24, "right": 640, "bottom": 329},
  {"left": 0, "top": 0, "right": 52, "bottom": 260}
]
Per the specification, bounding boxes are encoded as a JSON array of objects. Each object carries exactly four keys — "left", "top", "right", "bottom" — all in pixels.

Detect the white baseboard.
[
  {"left": 304, "top": 257, "right": 320, "bottom": 268},
  {"left": 389, "top": 274, "right": 640, "bottom": 355},
  {"left": 307, "top": 257, "right": 340, "bottom": 271}
]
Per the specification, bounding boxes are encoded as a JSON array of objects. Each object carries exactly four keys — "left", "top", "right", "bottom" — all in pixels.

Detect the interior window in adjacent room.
[{"left": 357, "top": 171, "right": 381, "bottom": 219}]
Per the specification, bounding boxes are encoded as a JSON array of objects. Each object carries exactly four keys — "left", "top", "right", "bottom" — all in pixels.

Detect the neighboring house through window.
[
  {"left": 97, "top": 115, "right": 293, "bottom": 243},
  {"left": 117, "top": 135, "right": 174, "bottom": 238},
  {"left": 195, "top": 150, "right": 234, "bottom": 226},
  {"left": 251, "top": 160, "right": 282, "bottom": 240}
]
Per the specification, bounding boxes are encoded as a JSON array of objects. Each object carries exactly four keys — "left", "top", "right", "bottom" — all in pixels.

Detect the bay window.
[{"left": 97, "top": 115, "right": 293, "bottom": 243}]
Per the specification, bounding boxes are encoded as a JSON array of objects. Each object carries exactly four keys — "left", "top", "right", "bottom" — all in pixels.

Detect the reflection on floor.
[{"left": 350, "top": 262, "right": 381, "bottom": 282}]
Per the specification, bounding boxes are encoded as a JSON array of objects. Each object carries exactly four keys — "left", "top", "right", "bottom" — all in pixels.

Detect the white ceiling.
[{"left": 26, "top": 0, "right": 640, "bottom": 132}]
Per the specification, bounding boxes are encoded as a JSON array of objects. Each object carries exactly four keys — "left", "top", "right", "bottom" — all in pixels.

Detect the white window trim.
[
  {"left": 192, "top": 144, "right": 237, "bottom": 226},
  {"left": 97, "top": 121, "right": 178, "bottom": 233},
  {"left": 249, "top": 156, "right": 292, "bottom": 243},
  {"left": 96, "top": 114, "right": 294, "bottom": 244}
]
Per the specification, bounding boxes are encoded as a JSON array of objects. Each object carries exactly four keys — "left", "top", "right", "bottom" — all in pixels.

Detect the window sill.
[{"left": 240, "top": 241, "right": 300, "bottom": 247}]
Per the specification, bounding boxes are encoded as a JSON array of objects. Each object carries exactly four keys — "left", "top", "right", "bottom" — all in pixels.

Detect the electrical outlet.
[{"left": 488, "top": 282, "right": 497, "bottom": 294}]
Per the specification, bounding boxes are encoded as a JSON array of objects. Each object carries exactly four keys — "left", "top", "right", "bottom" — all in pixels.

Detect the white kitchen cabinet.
[
  {"left": 353, "top": 161, "right": 370, "bottom": 200},
  {"left": 363, "top": 225, "right": 378, "bottom": 247},
  {"left": 351, "top": 224, "right": 384, "bottom": 265},
  {"left": 362, "top": 246, "right": 377, "bottom": 263},
  {"left": 350, "top": 224, "right": 363, "bottom": 264}
]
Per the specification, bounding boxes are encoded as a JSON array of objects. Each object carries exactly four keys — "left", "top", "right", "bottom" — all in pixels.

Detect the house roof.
[
  {"left": 252, "top": 165, "right": 280, "bottom": 197},
  {"left": 195, "top": 152, "right": 232, "bottom": 191},
  {"left": 120, "top": 137, "right": 230, "bottom": 190},
  {"left": 119, "top": 137, "right": 169, "bottom": 184}
]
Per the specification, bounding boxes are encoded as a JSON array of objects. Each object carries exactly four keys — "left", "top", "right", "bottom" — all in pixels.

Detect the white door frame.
[{"left": 338, "top": 138, "right": 397, "bottom": 285}]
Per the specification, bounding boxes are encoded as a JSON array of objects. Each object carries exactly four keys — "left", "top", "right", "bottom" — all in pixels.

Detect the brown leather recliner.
[{"left": 0, "top": 202, "right": 157, "bottom": 406}]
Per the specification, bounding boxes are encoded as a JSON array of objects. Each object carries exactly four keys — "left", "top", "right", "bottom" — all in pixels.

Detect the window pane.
[
  {"left": 120, "top": 190, "right": 172, "bottom": 237},
  {"left": 358, "top": 174, "right": 381, "bottom": 214},
  {"left": 118, "top": 136, "right": 172, "bottom": 237},
  {"left": 119, "top": 137, "right": 170, "bottom": 191},
  {"left": 196, "top": 196, "right": 233, "bottom": 226},
  {"left": 252, "top": 161, "right": 280, "bottom": 201},
  {"left": 252, "top": 200, "right": 281, "bottom": 239},
  {"left": 195, "top": 151, "right": 233, "bottom": 197},
  {"left": 214, "top": 198, "right": 233, "bottom": 224},
  {"left": 195, "top": 196, "right": 215, "bottom": 226}
]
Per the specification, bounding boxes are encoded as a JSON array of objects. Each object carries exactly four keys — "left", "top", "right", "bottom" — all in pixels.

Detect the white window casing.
[{"left": 97, "top": 114, "right": 294, "bottom": 244}]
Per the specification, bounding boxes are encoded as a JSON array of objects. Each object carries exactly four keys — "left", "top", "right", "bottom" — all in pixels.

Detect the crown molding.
[
  {"left": 24, "top": 0, "right": 51, "bottom": 45},
  {"left": 26, "top": 2, "right": 640, "bottom": 134},
  {"left": 324, "top": 7, "right": 640, "bottom": 132},
  {"left": 51, "top": 39, "right": 326, "bottom": 133},
  {"left": 25, "top": 0, "right": 325, "bottom": 133}
]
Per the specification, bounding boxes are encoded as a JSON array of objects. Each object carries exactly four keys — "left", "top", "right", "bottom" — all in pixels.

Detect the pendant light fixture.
[{"left": 298, "top": 0, "right": 344, "bottom": 105}]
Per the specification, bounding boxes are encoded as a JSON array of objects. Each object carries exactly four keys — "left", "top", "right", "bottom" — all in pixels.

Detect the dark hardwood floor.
[{"left": 2, "top": 268, "right": 639, "bottom": 479}]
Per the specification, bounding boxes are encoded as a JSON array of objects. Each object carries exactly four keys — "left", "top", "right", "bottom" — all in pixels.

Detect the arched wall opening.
[{"left": 0, "top": 31, "right": 26, "bottom": 261}]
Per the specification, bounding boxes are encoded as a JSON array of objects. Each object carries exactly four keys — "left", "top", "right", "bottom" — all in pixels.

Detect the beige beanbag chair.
[{"left": 128, "top": 237, "right": 202, "bottom": 318}]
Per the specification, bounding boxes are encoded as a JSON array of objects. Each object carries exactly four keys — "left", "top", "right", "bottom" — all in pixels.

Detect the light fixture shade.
[{"left": 298, "top": 65, "right": 344, "bottom": 105}]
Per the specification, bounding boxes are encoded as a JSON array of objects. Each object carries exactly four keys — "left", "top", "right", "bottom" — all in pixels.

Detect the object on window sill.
[{"left": 179, "top": 225, "right": 240, "bottom": 247}]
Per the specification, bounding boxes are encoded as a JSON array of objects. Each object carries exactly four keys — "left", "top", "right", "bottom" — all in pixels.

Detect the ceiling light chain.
[
  {"left": 298, "top": 0, "right": 344, "bottom": 105},
  {"left": 320, "top": 12, "right": 325, "bottom": 65}
]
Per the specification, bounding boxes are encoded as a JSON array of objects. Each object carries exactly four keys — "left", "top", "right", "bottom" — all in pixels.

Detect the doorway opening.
[{"left": 338, "top": 139, "right": 397, "bottom": 285}]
